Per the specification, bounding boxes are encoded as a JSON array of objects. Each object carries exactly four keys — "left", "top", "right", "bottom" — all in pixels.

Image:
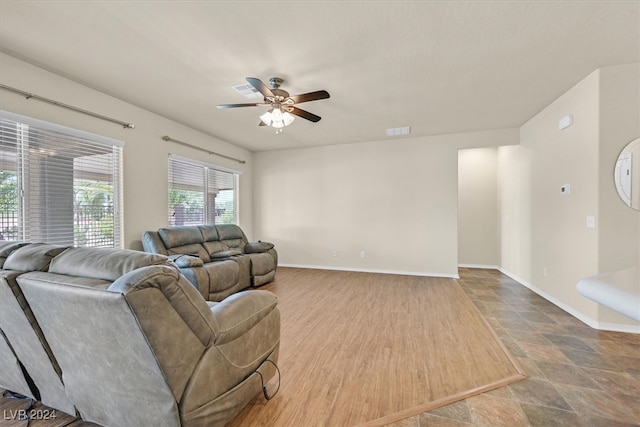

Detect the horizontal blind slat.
[
  {"left": 168, "top": 157, "right": 238, "bottom": 226},
  {"left": 0, "top": 112, "right": 123, "bottom": 247}
]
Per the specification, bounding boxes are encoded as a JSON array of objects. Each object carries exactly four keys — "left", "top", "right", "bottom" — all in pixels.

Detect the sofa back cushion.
[
  {"left": 49, "top": 247, "right": 171, "bottom": 282},
  {"left": 198, "top": 225, "right": 219, "bottom": 241},
  {"left": 216, "top": 224, "right": 247, "bottom": 251},
  {"left": 158, "top": 226, "right": 204, "bottom": 248},
  {"left": 202, "top": 241, "right": 226, "bottom": 256},
  {"left": 167, "top": 243, "right": 211, "bottom": 262},
  {"left": 4, "top": 243, "right": 67, "bottom": 272},
  {"left": 0, "top": 241, "right": 28, "bottom": 268},
  {"left": 216, "top": 224, "right": 246, "bottom": 241},
  {"left": 157, "top": 227, "right": 211, "bottom": 262}
]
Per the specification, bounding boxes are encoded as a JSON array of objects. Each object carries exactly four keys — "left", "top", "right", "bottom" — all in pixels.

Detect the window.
[
  {"left": 168, "top": 155, "right": 238, "bottom": 226},
  {"left": 0, "top": 111, "right": 123, "bottom": 247}
]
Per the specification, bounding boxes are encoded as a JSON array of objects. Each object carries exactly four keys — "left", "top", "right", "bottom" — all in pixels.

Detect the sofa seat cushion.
[
  {"left": 211, "top": 250, "right": 243, "bottom": 259},
  {"left": 204, "top": 241, "right": 242, "bottom": 260}
]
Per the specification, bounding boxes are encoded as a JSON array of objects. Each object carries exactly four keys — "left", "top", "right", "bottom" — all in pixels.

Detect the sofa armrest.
[
  {"left": 176, "top": 264, "right": 210, "bottom": 300},
  {"left": 167, "top": 255, "right": 209, "bottom": 299},
  {"left": 210, "top": 290, "right": 278, "bottom": 345},
  {"left": 244, "top": 241, "right": 275, "bottom": 254},
  {"left": 141, "top": 231, "right": 168, "bottom": 255},
  {"left": 168, "top": 254, "right": 204, "bottom": 268}
]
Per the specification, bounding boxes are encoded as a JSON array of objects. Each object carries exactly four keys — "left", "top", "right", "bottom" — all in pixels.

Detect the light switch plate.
[{"left": 586, "top": 215, "right": 596, "bottom": 228}]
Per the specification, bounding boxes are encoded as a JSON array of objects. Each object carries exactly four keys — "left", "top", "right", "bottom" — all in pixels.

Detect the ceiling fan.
[{"left": 217, "top": 77, "right": 330, "bottom": 130}]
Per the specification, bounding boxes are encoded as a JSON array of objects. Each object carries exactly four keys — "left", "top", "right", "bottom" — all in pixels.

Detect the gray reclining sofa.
[
  {"left": 0, "top": 241, "right": 280, "bottom": 426},
  {"left": 142, "top": 224, "right": 277, "bottom": 301}
]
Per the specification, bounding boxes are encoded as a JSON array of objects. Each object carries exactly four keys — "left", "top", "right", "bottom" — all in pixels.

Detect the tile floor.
[{"left": 391, "top": 268, "right": 640, "bottom": 427}]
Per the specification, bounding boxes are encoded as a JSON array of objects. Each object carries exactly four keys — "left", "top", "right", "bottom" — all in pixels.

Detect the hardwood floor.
[
  {"left": 229, "top": 268, "right": 523, "bottom": 426},
  {"left": 2, "top": 267, "right": 638, "bottom": 426}
]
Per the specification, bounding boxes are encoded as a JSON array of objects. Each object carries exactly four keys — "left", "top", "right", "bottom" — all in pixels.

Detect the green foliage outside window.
[
  {"left": 73, "top": 180, "right": 115, "bottom": 247},
  {"left": 0, "top": 171, "right": 18, "bottom": 240}
]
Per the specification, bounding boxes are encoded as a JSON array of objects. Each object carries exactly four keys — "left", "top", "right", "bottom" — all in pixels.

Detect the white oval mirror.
[{"left": 615, "top": 137, "right": 640, "bottom": 210}]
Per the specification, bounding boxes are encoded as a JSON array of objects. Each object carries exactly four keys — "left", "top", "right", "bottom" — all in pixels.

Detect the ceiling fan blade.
[
  {"left": 246, "top": 77, "right": 275, "bottom": 98},
  {"left": 217, "top": 103, "right": 266, "bottom": 109},
  {"left": 288, "top": 90, "right": 330, "bottom": 104},
  {"left": 258, "top": 120, "right": 267, "bottom": 126},
  {"left": 289, "top": 106, "right": 322, "bottom": 122}
]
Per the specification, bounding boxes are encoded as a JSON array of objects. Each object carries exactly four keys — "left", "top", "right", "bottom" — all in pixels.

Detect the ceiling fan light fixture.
[{"left": 260, "top": 107, "right": 295, "bottom": 128}]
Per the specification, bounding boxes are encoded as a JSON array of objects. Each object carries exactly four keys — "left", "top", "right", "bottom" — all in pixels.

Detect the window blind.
[
  {"left": 0, "top": 111, "right": 123, "bottom": 247},
  {"left": 168, "top": 156, "right": 238, "bottom": 226}
]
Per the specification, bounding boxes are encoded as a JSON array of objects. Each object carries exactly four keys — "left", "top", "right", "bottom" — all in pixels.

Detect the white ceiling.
[{"left": 0, "top": 1, "right": 638, "bottom": 152}]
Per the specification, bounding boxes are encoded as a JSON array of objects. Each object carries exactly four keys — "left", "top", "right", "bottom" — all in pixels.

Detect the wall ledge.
[
  {"left": 577, "top": 266, "right": 640, "bottom": 322},
  {"left": 500, "top": 268, "right": 640, "bottom": 334}
]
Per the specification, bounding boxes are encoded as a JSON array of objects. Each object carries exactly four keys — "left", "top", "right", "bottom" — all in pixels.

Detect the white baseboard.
[
  {"left": 499, "top": 268, "right": 640, "bottom": 334},
  {"left": 594, "top": 322, "right": 640, "bottom": 334},
  {"left": 459, "top": 263, "right": 500, "bottom": 270},
  {"left": 279, "top": 263, "right": 460, "bottom": 279}
]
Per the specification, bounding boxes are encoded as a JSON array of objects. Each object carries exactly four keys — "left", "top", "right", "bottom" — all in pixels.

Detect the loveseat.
[
  {"left": 0, "top": 242, "right": 280, "bottom": 427},
  {"left": 142, "top": 224, "right": 278, "bottom": 302}
]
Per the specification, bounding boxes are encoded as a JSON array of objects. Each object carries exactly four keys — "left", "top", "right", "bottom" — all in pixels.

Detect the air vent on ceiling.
[
  {"left": 232, "top": 83, "right": 263, "bottom": 99},
  {"left": 385, "top": 126, "right": 411, "bottom": 137}
]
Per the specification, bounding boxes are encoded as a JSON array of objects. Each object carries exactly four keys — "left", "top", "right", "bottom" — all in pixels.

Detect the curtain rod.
[
  {"left": 162, "top": 135, "right": 246, "bottom": 164},
  {"left": 0, "top": 84, "right": 135, "bottom": 129}
]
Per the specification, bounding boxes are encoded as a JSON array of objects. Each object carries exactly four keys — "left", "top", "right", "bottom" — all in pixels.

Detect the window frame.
[
  {"left": 168, "top": 154, "right": 240, "bottom": 227},
  {"left": 0, "top": 110, "right": 124, "bottom": 247}
]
